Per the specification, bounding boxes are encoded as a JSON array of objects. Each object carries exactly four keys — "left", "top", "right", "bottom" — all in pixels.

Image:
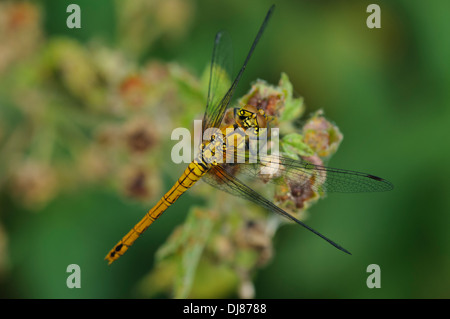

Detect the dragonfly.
[{"left": 105, "top": 5, "right": 393, "bottom": 264}]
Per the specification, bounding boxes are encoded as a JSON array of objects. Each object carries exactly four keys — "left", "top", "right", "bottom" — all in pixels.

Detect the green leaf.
[
  {"left": 281, "top": 133, "right": 315, "bottom": 159},
  {"left": 279, "top": 73, "right": 304, "bottom": 122}
]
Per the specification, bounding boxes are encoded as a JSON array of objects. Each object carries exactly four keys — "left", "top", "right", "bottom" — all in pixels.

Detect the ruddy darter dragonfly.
[{"left": 105, "top": 5, "right": 393, "bottom": 264}]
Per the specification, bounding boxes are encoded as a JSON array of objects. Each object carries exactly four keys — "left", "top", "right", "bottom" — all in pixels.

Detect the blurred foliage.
[{"left": 0, "top": 0, "right": 449, "bottom": 299}]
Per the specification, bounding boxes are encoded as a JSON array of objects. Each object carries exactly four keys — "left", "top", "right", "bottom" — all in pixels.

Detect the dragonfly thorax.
[
  {"left": 199, "top": 132, "right": 226, "bottom": 166},
  {"left": 199, "top": 104, "right": 270, "bottom": 166}
]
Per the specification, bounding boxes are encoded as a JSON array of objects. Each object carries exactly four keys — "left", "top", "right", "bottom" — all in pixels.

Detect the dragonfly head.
[{"left": 234, "top": 104, "right": 268, "bottom": 136}]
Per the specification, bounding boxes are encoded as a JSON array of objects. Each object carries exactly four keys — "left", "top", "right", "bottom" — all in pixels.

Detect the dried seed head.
[
  {"left": 0, "top": 2, "right": 42, "bottom": 74},
  {"left": 235, "top": 220, "right": 273, "bottom": 266},
  {"left": 120, "top": 166, "right": 159, "bottom": 201},
  {"left": 95, "top": 125, "right": 121, "bottom": 147},
  {"left": 119, "top": 74, "right": 148, "bottom": 109},
  {"left": 303, "top": 111, "right": 343, "bottom": 158},
  {"left": 123, "top": 118, "right": 158, "bottom": 154},
  {"left": 79, "top": 146, "right": 111, "bottom": 182},
  {"left": 9, "top": 161, "right": 57, "bottom": 209},
  {"left": 240, "top": 82, "right": 284, "bottom": 123},
  {"left": 143, "top": 61, "right": 170, "bottom": 84}
]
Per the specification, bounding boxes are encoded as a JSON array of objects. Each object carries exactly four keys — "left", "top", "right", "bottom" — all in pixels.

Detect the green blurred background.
[{"left": 0, "top": 0, "right": 449, "bottom": 298}]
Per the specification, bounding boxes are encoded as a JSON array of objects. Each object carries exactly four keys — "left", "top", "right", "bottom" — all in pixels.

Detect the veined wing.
[
  {"left": 203, "top": 165, "right": 352, "bottom": 254},
  {"left": 202, "top": 5, "right": 275, "bottom": 132},
  {"left": 230, "top": 153, "right": 394, "bottom": 193},
  {"left": 279, "top": 156, "right": 393, "bottom": 193},
  {"left": 202, "top": 31, "right": 233, "bottom": 133}
]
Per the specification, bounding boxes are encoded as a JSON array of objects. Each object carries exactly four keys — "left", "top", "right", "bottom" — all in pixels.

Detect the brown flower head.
[
  {"left": 120, "top": 166, "right": 160, "bottom": 201},
  {"left": 123, "top": 118, "right": 158, "bottom": 154}
]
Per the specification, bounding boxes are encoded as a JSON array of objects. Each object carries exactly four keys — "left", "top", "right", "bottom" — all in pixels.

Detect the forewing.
[
  {"left": 202, "top": 5, "right": 275, "bottom": 133},
  {"left": 203, "top": 31, "right": 234, "bottom": 133}
]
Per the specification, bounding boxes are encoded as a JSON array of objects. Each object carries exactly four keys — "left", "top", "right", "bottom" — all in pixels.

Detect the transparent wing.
[
  {"left": 202, "top": 5, "right": 275, "bottom": 133},
  {"left": 202, "top": 31, "right": 234, "bottom": 133},
  {"left": 280, "top": 156, "right": 393, "bottom": 193},
  {"left": 203, "top": 165, "right": 351, "bottom": 254},
  {"left": 230, "top": 153, "right": 393, "bottom": 193}
]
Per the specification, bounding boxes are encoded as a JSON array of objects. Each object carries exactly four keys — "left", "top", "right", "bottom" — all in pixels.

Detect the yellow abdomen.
[{"left": 105, "top": 159, "right": 208, "bottom": 264}]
